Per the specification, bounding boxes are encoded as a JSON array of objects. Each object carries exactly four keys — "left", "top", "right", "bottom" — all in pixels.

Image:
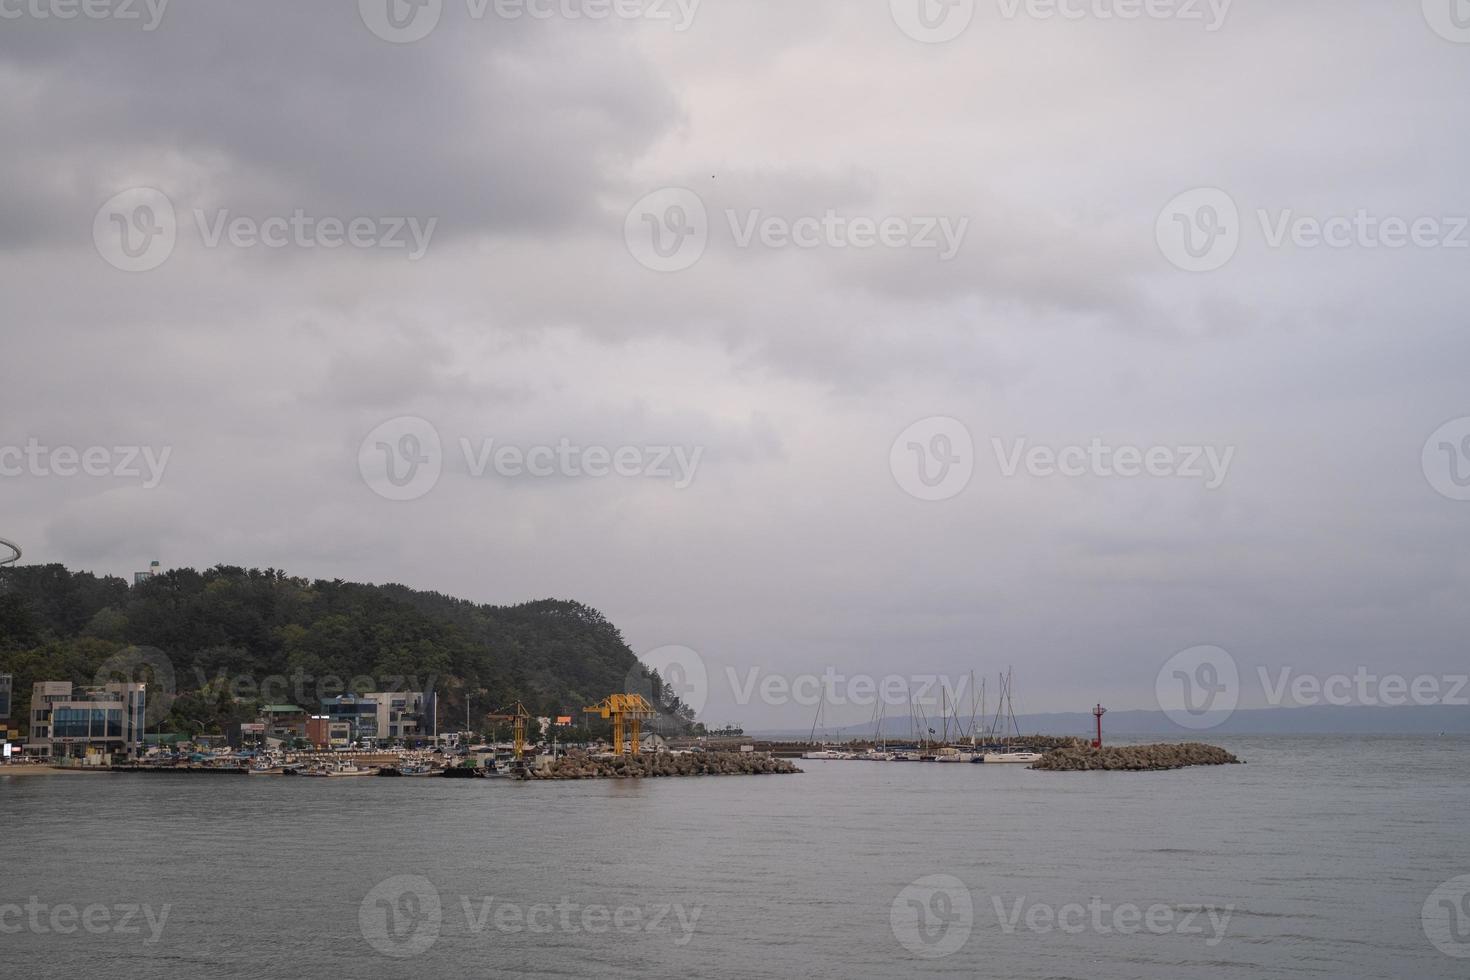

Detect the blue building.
[{"left": 321, "top": 695, "right": 379, "bottom": 743}]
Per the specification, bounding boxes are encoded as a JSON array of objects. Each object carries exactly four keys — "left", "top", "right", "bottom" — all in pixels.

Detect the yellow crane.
[
  {"left": 584, "top": 693, "right": 656, "bottom": 756},
  {"left": 486, "top": 701, "right": 531, "bottom": 762}
]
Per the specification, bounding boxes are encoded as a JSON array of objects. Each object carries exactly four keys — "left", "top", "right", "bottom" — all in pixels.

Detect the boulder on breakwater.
[
  {"left": 1030, "top": 742, "right": 1242, "bottom": 772},
  {"left": 528, "top": 751, "right": 802, "bottom": 780}
]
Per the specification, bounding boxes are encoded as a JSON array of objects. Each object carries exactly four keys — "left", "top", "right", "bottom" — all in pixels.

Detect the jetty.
[
  {"left": 1030, "top": 742, "right": 1242, "bottom": 771},
  {"left": 528, "top": 750, "right": 801, "bottom": 780}
]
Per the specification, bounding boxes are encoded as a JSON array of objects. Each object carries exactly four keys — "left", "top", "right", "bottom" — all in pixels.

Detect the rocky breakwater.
[
  {"left": 529, "top": 751, "right": 802, "bottom": 780},
  {"left": 1020, "top": 735, "right": 1088, "bottom": 751},
  {"left": 1030, "top": 743, "right": 1243, "bottom": 772}
]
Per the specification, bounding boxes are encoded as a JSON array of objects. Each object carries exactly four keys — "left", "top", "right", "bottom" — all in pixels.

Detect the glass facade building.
[{"left": 27, "top": 681, "right": 146, "bottom": 759}]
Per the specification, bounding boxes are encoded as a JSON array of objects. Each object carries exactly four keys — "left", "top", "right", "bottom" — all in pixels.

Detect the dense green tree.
[{"left": 0, "top": 564, "right": 688, "bottom": 738}]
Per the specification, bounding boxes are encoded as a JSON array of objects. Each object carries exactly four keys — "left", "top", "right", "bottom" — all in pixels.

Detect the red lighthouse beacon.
[{"left": 1092, "top": 704, "right": 1107, "bottom": 749}]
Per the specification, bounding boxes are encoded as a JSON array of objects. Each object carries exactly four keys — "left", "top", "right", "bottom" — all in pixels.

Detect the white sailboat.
[
  {"left": 979, "top": 668, "right": 1043, "bottom": 764},
  {"left": 801, "top": 695, "right": 852, "bottom": 759}
]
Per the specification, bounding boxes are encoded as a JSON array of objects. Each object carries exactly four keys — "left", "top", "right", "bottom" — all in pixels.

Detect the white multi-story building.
[
  {"left": 364, "top": 691, "right": 429, "bottom": 742},
  {"left": 27, "top": 681, "right": 147, "bottom": 760}
]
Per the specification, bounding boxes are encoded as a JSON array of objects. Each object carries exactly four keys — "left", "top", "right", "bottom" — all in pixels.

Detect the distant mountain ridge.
[{"left": 749, "top": 704, "right": 1470, "bottom": 739}]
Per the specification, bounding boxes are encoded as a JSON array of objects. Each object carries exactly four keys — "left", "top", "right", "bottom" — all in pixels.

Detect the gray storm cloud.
[{"left": 1, "top": 0, "right": 1468, "bottom": 727}]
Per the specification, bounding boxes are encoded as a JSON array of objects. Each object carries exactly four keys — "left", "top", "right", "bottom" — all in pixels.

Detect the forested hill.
[{"left": 0, "top": 564, "right": 691, "bottom": 736}]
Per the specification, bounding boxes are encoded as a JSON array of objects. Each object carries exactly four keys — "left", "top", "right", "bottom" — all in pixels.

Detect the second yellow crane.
[{"left": 583, "top": 693, "right": 656, "bottom": 756}]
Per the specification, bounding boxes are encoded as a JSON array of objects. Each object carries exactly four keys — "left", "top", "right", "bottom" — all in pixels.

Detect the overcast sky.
[{"left": 3, "top": 0, "right": 1468, "bottom": 728}]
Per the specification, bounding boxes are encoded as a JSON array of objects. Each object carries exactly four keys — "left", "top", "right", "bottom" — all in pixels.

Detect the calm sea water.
[{"left": 3, "top": 735, "right": 1467, "bottom": 979}]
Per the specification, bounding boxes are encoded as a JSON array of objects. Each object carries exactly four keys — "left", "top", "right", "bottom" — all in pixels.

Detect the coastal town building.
[
  {"left": 322, "top": 695, "right": 378, "bottom": 742},
  {"left": 305, "top": 715, "right": 351, "bottom": 749},
  {"left": 0, "top": 677, "right": 15, "bottom": 758},
  {"left": 26, "top": 680, "right": 147, "bottom": 760},
  {"left": 367, "top": 690, "right": 428, "bottom": 741},
  {"left": 258, "top": 704, "right": 309, "bottom": 739},
  {"left": 319, "top": 691, "right": 430, "bottom": 745}
]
